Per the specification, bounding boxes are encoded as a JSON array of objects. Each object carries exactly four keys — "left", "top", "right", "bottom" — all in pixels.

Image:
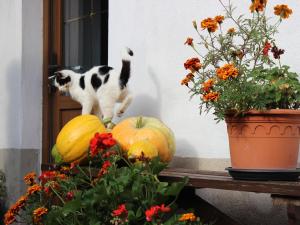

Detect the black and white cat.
[{"left": 54, "top": 47, "right": 133, "bottom": 121}]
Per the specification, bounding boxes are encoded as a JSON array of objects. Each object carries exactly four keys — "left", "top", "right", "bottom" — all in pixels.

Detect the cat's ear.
[{"left": 54, "top": 71, "right": 63, "bottom": 79}]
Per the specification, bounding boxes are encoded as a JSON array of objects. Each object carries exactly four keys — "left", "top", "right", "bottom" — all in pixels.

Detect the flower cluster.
[
  {"left": 145, "top": 204, "right": 171, "bottom": 222},
  {"left": 4, "top": 171, "right": 50, "bottom": 225},
  {"left": 89, "top": 132, "right": 117, "bottom": 157},
  {"left": 182, "top": 0, "right": 299, "bottom": 121},
  {"left": 5, "top": 133, "right": 204, "bottom": 225}
]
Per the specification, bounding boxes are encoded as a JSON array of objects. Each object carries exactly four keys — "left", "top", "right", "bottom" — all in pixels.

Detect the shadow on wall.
[
  {"left": 126, "top": 66, "right": 162, "bottom": 118},
  {"left": 1, "top": 60, "right": 22, "bottom": 205},
  {"left": 3, "top": 60, "right": 21, "bottom": 148},
  {"left": 1, "top": 61, "right": 40, "bottom": 206}
]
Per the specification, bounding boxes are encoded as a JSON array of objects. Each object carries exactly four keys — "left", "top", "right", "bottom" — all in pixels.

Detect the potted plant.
[{"left": 182, "top": 0, "right": 300, "bottom": 170}]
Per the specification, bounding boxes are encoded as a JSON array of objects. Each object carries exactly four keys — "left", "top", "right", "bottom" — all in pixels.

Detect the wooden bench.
[{"left": 159, "top": 168, "right": 300, "bottom": 225}]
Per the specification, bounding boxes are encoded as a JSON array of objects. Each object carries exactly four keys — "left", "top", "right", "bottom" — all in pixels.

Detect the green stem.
[
  {"left": 136, "top": 116, "right": 144, "bottom": 128},
  {"left": 50, "top": 185, "right": 66, "bottom": 204}
]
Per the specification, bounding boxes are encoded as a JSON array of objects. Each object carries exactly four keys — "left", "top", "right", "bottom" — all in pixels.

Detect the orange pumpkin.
[{"left": 112, "top": 117, "right": 175, "bottom": 162}]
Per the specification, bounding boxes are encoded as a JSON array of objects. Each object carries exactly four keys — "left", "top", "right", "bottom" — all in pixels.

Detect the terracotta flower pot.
[{"left": 225, "top": 109, "right": 300, "bottom": 169}]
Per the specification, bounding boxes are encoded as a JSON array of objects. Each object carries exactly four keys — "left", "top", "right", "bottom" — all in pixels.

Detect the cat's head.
[{"left": 54, "top": 70, "right": 73, "bottom": 92}]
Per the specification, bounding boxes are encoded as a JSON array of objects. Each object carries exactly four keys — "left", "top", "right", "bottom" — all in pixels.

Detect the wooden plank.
[
  {"left": 41, "top": 164, "right": 300, "bottom": 196},
  {"left": 159, "top": 167, "right": 300, "bottom": 197}
]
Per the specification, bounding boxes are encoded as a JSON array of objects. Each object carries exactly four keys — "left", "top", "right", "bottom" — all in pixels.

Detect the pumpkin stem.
[{"left": 136, "top": 116, "right": 144, "bottom": 128}]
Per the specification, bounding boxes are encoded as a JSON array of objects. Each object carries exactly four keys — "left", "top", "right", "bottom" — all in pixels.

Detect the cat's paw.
[{"left": 117, "top": 110, "right": 124, "bottom": 117}]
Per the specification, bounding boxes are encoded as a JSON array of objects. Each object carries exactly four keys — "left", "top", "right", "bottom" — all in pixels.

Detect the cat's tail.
[{"left": 119, "top": 47, "right": 134, "bottom": 89}]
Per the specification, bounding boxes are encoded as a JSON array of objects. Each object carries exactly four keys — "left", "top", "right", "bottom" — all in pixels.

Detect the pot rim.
[{"left": 226, "top": 109, "right": 300, "bottom": 117}]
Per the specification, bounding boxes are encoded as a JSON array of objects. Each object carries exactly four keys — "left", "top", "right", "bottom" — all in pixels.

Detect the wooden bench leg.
[
  {"left": 177, "top": 187, "right": 242, "bottom": 225},
  {"left": 288, "top": 204, "right": 300, "bottom": 225}
]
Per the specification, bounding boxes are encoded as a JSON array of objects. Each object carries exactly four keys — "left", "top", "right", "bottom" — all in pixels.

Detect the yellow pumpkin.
[
  {"left": 128, "top": 140, "right": 159, "bottom": 160},
  {"left": 112, "top": 117, "right": 175, "bottom": 162},
  {"left": 55, "top": 115, "right": 106, "bottom": 163}
]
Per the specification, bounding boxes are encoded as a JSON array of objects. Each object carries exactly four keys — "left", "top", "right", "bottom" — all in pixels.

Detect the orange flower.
[
  {"left": 202, "top": 79, "right": 214, "bottom": 92},
  {"left": 201, "top": 17, "right": 218, "bottom": 32},
  {"left": 227, "top": 28, "right": 235, "bottom": 34},
  {"left": 24, "top": 172, "right": 36, "bottom": 186},
  {"left": 214, "top": 15, "right": 225, "bottom": 24},
  {"left": 216, "top": 64, "right": 239, "bottom": 80},
  {"left": 184, "top": 58, "right": 202, "bottom": 72},
  {"left": 33, "top": 207, "right": 48, "bottom": 224},
  {"left": 178, "top": 212, "right": 197, "bottom": 222},
  {"left": 27, "top": 184, "right": 42, "bottom": 195},
  {"left": 181, "top": 73, "right": 194, "bottom": 86},
  {"left": 250, "top": 0, "right": 267, "bottom": 13},
  {"left": 203, "top": 92, "right": 220, "bottom": 102},
  {"left": 274, "top": 5, "right": 292, "bottom": 19},
  {"left": 184, "top": 37, "right": 194, "bottom": 46},
  {"left": 4, "top": 211, "right": 16, "bottom": 225},
  {"left": 10, "top": 195, "right": 28, "bottom": 213}
]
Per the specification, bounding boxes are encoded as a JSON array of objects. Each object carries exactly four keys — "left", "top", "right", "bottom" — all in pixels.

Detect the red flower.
[
  {"left": 112, "top": 204, "right": 128, "bottom": 218},
  {"left": 97, "top": 161, "right": 112, "bottom": 177},
  {"left": 145, "top": 204, "right": 171, "bottom": 222},
  {"left": 184, "top": 58, "right": 202, "bottom": 72},
  {"left": 263, "top": 41, "right": 272, "bottom": 56},
  {"left": 102, "top": 150, "right": 117, "bottom": 158},
  {"left": 184, "top": 37, "right": 194, "bottom": 46},
  {"left": 66, "top": 191, "right": 75, "bottom": 201},
  {"left": 38, "top": 171, "right": 57, "bottom": 184},
  {"left": 89, "top": 133, "right": 117, "bottom": 157},
  {"left": 159, "top": 204, "right": 171, "bottom": 213}
]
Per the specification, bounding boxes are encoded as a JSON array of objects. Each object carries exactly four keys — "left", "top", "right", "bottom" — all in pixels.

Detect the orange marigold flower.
[
  {"left": 27, "top": 184, "right": 42, "bottom": 195},
  {"left": 181, "top": 73, "right": 194, "bottom": 86},
  {"left": 201, "top": 17, "right": 218, "bottom": 32},
  {"left": 4, "top": 211, "right": 16, "bottom": 225},
  {"left": 184, "top": 37, "right": 194, "bottom": 46},
  {"left": 178, "top": 212, "right": 197, "bottom": 222},
  {"left": 203, "top": 92, "right": 220, "bottom": 102},
  {"left": 10, "top": 195, "right": 28, "bottom": 214},
  {"left": 216, "top": 64, "right": 239, "bottom": 80},
  {"left": 202, "top": 79, "right": 214, "bottom": 92},
  {"left": 184, "top": 58, "right": 202, "bottom": 72},
  {"left": 33, "top": 207, "right": 48, "bottom": 224},
  {"left": 214, "top": 15, "right": 225, "bottom": 24},
  {"left": 24, "top": 172, "right": 36, "bottom": 186},
  {"left": 274, "top": 5, "right": 293, "bottom": 19},
  {"left": 227, "top": 28, "right": 235, "bottom": 34},
  {"left": 250, "top": 0, "right": 267, "bottom": 13}
]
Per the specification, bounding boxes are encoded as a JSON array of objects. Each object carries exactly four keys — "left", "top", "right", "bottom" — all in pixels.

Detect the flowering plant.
[
  {"left": 4, "top": 133, "right": 206, "bottom": 225},
  {"left": 182, "top": 0, "right": 300, "bottom": 121}
]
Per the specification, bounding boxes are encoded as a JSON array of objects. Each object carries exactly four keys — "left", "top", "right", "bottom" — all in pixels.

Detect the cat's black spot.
[
  {"left": 91, "top": 73, "right": 102, "bottom": 91},
  {"left": 98, "top": 66, "right": 113, "bottom": 75},
  {"left": 56, "top": 74, "right": 71, "bottom": 86},
  {"left": 79, "top": 76, "right": 85, "bottom": 90},
  {"left": 104, "top": 74, "right": 110, "bottom": 84},
  {"left": 119, "top": 60, "right": 131, "bottom": 89},
  {"left": 127, "top": 48, "right": 134, "bottom": 56}
]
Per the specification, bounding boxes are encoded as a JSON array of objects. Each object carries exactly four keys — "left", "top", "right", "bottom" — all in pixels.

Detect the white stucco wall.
[
  {"left": 108, "top": 0, "right": 300, "bottom": 159},
  {"left": 0, "top": 0, "right": 43, "bottom": 204},
  {"left": 0, "top": 0, "right": 22, "bottom": 148},
  {"left": 0, "top": 0, "right": 42, "bottom": 150}
]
